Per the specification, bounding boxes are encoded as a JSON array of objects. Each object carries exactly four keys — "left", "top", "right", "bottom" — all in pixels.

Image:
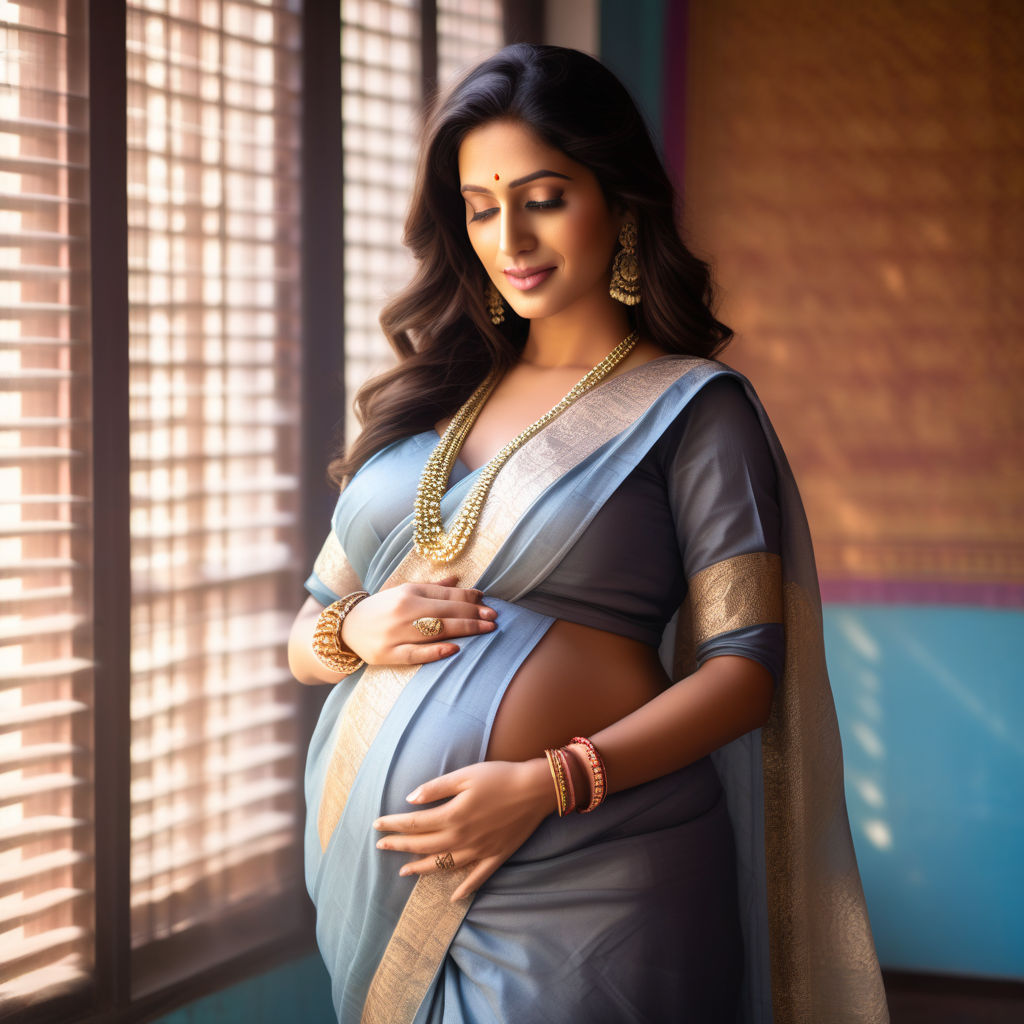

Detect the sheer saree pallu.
[{"left": 303, "top": 357, "right": 888, "bottom": 1023}]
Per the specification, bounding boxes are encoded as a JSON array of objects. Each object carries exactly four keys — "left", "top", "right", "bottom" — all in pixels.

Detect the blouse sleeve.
[
  {"left": 304, "top": 518, "right": 364, "bottom": 608},
  {"left": 663, "top": 375, "right": 785, "bottom": 684}
]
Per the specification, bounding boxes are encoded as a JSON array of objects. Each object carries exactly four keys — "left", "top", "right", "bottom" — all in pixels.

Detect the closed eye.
[{"left": 469, "top": 198, "right": 564, "bottom": 222}]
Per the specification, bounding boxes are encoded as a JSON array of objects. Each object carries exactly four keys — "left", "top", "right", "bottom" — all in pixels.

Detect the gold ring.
[
  {"left": 434, "top": 851, "right": 455, "bottom": 870},
  {"left": 412, "top": 616, "right": 443, "bottom": 638}
]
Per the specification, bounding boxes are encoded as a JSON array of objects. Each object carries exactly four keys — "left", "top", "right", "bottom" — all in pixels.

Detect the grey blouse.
[{"left": 514, "top": 375, "right": 784, "bottom": 682}]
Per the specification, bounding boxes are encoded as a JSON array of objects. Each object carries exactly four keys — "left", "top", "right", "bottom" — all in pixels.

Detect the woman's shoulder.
[
  {"left": 333, "top": 429, "right": 434, "bottom": 509},
  {"left": 648, "top": 364, "right": 771, "bottom": 466},
  {"left": 620, "top": 353, "right": 763, "bottom": 417}
]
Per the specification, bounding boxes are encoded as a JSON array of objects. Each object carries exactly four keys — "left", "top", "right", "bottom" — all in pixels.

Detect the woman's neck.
[{"left": 520, "top": 296, "right": 634, "bottom": 369}]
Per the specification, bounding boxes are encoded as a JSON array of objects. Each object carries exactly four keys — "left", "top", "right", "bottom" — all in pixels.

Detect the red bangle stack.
[
  {"left": 544, "top": 737, "right": 608, "bottom": 817},
  {"left": 570, "top": 736, "right": 607, "bottom": 814}
]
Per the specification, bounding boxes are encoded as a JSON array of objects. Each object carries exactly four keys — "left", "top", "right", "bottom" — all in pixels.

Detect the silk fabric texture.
[{"left": 303, "top": 357, "right": 889, "bottom": 1023}]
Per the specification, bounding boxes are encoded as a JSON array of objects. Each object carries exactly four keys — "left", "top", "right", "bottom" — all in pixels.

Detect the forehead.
[{"left": 457, "top": 120, "right": 577, "bottom": 183}]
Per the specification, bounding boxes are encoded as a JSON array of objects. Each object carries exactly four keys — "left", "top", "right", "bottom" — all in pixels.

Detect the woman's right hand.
[{"left": 340, "top": 575, "right": 497, "bottom": 667}]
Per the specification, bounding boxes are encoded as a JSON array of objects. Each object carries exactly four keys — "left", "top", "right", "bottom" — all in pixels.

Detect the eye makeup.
[{"left": 466, "top": 194, "right": 565, "bottom": 222}]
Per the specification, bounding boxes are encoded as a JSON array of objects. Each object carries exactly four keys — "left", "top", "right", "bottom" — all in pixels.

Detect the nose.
[{"left": 497, "top": 205, "right": 535, "bottom": 259}]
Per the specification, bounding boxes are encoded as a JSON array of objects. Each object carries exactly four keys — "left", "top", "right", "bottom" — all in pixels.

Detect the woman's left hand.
[{"left": 373, "top": 759, "right": 554, "bottom": 901}]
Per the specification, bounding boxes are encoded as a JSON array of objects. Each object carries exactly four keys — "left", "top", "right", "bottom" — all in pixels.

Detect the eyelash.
[{"left": 469, "top": 198, "right": 565, "bottom": 222}]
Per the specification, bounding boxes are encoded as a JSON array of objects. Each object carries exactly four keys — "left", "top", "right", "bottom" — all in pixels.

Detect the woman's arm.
[
  {"left": 571, "top": 653, "right": 772, "bottom": 793},
  {"left": 289, "top": 580, "right": 500, "bottom": 684},
  {"left": 288, "top": 595, "right": 345, "bottom": 685},
  {"left": 373, "top": 651, "right": 773, "bottom": 900}
]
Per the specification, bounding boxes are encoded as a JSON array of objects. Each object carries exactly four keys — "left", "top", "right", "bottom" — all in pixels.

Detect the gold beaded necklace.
[{"left": 413, "top": 330, "right": 639, "bottom": 563}]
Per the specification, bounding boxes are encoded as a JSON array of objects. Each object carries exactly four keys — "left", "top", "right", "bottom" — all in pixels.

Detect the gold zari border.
[
  {"left": 361, "top": 869, "right": 472, "bottom": 1024},
  {"left": 689, "top": 551, "right": 783, "bottom": 646},
  {"left": 313, "top": 529, "right": 363, "bottom": 597},
  {"left": 759, "top": 583, "right": 890, "bottom": 1022}
]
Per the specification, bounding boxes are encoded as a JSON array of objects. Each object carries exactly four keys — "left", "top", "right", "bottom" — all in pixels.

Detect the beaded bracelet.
[
  {"left": 544, "top": 747, "right": 575, "bottom": 816},
  {"left": 570, "top": 736, "right": 607, "bottom": 813},
  {"left": 312, "top": 590, "right": 370, "bottom": 675}
]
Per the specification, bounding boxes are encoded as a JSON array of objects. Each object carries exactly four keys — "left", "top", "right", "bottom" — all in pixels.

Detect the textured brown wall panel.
[{"left": 680, "top": 0, "right": 1024, "bottom": 601}]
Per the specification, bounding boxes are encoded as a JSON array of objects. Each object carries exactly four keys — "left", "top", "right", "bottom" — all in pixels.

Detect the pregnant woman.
[{"left": 289, "top": 44, "right": 887, "bottom": 1024}]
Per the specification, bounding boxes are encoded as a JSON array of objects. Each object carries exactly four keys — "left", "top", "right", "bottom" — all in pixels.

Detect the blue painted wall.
[
  {"left": 150, "top": 953, "right": 335, "bottom": 1024},
  {"left": 825, "top": 604, "right": 1024, "bottom": 979},
  {"left": 599, "top": 0, "right": 665, "bottom": 145}
]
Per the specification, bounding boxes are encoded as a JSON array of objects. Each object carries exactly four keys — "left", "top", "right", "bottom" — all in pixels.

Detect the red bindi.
[{"left": 494, "top": 173, "right": 500, "bottom": 181}]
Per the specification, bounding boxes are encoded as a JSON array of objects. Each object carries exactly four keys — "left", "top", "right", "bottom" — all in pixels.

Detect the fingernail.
[
  {"left": 372, "top": 820, "right": 383, "bottom": 830},
  {"left": 376, "top": 840, "right": 386, "bottom": 849},
  {"left": 479, "top": 608, "right": 497, "bottom": 620},
  {"left": 399, "top": 867, "right": 411, "bottom": 877},
  {"left": 406, "top": 787, "right": 422, "bottom": 802}
]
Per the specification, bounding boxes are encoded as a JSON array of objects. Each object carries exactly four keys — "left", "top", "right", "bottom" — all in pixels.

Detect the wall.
[
  {"left": 667, "top": 0, "right": 1024, "bottom": 979},
  {"left": 826, "top": 604, "right": 1022, "bottom": 977},
  {"left": 545, "top": 0, "right": 599, "bottom": 56},
  {"left": 599, "top": 0, "right": 666, "bottom": 140}
]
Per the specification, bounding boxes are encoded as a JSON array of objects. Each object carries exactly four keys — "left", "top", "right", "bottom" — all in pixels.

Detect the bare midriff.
[
  {"left": 484, "top": 618, "right": 671, "bottom": 762},
  {"left": 443, "top": 350, "right": 675, "bottom": 763}
]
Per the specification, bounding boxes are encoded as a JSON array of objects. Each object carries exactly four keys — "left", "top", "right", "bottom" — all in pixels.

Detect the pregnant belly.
[{"left": 485, "top": 619, "right": 671, "bottom": 762}]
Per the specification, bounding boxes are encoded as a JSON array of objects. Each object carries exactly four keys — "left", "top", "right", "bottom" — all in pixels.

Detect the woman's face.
[{"left": 458, "top": 120, "right": 623, "bottom": 324}]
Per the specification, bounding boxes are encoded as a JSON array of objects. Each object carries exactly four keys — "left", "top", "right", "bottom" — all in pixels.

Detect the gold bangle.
[
  {"left": 545, "top": 747, "right": 571, "bottom": 817},
  {"left": 312, "top": 590, "right": 369, "bottom": 675}
]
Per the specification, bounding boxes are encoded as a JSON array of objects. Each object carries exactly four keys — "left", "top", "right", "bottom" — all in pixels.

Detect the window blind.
[
  {"left": 0, "top": 0, "right": 94, "bottom": 1011},
  {"left": 1, "top": 1, "right": 512, "bottom": 1012},
  {"left": 339, "top": 0, "right": 503, "bottom": 440},
  {"left": 340, "top": 0, "right": 420, "bottom": 437},
  {"left": 437, "top": 0, "right": 502, "bottom": 86},
  {"left": 124, "top": 0, "right": 304, "bottom": 949}
]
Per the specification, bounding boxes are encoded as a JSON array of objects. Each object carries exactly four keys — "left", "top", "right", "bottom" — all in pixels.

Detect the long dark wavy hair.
[{"left": 330, "top": 43, "right": 732, "bottom": 485}]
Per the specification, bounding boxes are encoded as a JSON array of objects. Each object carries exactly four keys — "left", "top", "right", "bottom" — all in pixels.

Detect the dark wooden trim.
[
  {"left": 883, "top": 967, "right": 1024, "bottom": 998},
  {"left": 88, "top": 0, "right": 132, "bottom": 1015},
  {"left": 0, "top": 989, "right": 90, "bottom": 1024},
  {"left": 300, "top": 0, "right": 345, "bottom": 561},
  {"left": 883, "top": 968, "right": 1024, "bottom": 1022},
  {"left": 420, "top": 0, "right": 439, "bottom": 111},
  {"left": 503, "top": 0, "right": 544, "bottom": 43},
  {"left": 132, "top": 938, "right": 319, "bottom": 1024},
  {"left": 129, "top": 888, "right": 313, "bottom": 1014},
  {"left": 298, "top": 0, "right": 345, "bottom": 853}
]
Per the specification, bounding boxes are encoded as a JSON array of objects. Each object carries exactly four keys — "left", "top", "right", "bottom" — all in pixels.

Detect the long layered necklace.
[{"left": 413, "top": 330, "right": 639, "bottom": 563}]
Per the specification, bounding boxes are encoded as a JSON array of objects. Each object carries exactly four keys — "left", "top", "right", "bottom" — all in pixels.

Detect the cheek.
[
  {"left": 465, "top": 226, "right": 493, "bottom": 268},
  {"left": 562, "top": 206, "right": 618, "bottom": 267}
]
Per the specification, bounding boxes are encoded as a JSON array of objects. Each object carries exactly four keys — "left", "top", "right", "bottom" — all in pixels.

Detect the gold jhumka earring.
[
  {"left": 609, "top": 221, "right": 641, "bottom": 306},
  {"left": 485, "top": 280, "right": 506, "bottom": 325}
]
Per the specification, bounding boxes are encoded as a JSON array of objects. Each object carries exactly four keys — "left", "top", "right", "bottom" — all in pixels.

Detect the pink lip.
[{"left": 503, "top": 266, "right": 555, "bottom": 291}]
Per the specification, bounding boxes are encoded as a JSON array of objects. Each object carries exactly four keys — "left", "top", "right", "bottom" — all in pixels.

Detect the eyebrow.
[{"left": 461, "top": 169, "right": 572, "bottom": 195}]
